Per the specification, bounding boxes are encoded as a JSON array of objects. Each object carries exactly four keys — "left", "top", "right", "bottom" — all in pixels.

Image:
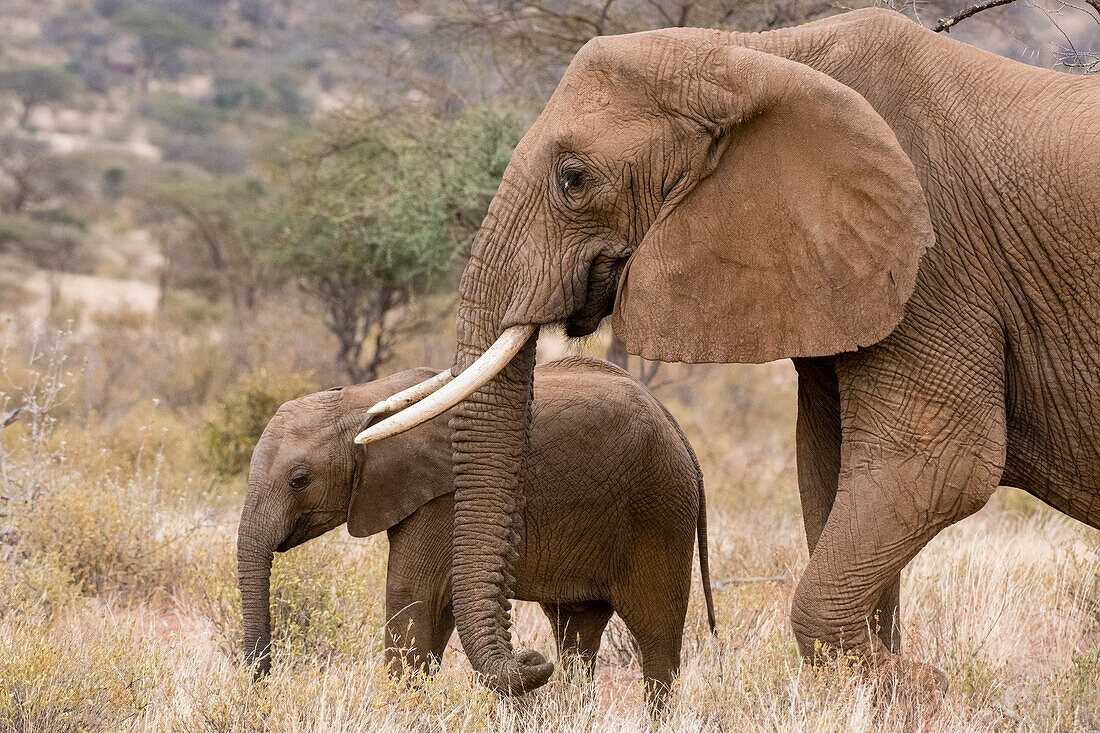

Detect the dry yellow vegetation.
[{"left": 1, "top": 321, "right": 1098, "bottom": 732}]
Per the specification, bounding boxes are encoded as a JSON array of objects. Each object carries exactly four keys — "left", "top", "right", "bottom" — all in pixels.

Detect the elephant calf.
[{"left": 239, "top": 356, "right": 715, "bottom": 707}]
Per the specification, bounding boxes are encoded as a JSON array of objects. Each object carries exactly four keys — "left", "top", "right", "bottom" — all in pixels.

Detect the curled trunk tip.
[{"left": 479, "top": 650, "right": 555, "bottom": 695}]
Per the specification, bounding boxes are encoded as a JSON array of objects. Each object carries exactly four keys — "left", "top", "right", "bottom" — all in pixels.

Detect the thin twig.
[
  {"left": 0, "top": 407, "right": 21, "bottom": 429},
  {"left": 712, "top": 572, "right": 790, "bottom": 591},
  {"left": 933, "top": 0, "right": 1020, "bottom": 32}
]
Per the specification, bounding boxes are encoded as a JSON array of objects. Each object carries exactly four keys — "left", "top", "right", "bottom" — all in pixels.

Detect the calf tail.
[
  {"left": 697, "top": 472, "right": 717, "bottom": 634},
  {"left": 655, "top": 398, "right": 717, "bottom": 635}
]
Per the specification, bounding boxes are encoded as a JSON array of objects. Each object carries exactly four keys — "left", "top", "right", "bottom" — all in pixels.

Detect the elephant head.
[
  {"left": 237, "top": 368, "right": 452, "bottom": 675},
  {"left": 355, "top": 24, "right": 934, "bottom": 693}
]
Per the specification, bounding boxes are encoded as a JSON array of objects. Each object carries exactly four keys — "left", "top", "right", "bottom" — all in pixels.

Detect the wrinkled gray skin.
[
  {"left": 444, "top": 8, "right": 1100, "bottom": 693},
  {"left": 238, "top": 357, "right": 714, "bottom": 710}
]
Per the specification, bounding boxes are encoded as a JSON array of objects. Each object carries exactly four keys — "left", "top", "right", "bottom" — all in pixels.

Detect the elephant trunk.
[
  {"left": 448, "top": 268, "right": 553, "bottom": 694},
  {"left": 237, "top": 505, "right": 278, "bottom": 676}
]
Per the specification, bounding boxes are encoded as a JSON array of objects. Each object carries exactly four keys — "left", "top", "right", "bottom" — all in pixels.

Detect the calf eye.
[{"left": 288, "top": 473, "right": 310, "bottom": 490}]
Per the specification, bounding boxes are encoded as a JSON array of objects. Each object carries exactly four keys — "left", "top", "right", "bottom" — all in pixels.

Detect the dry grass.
[{"left": 1, "top": 320, "right": 1098, "bottom": 732}]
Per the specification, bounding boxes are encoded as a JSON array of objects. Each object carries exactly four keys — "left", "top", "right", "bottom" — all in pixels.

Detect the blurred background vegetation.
[
  {"left": 0, "top": 1, "right": 1097, "bottom": 730},
  {"left": 0, "top": 0, "right": 1094, "bottom": 454},
  {"left": 1, "top": 0, "right": 1095, "bottom": 391}
]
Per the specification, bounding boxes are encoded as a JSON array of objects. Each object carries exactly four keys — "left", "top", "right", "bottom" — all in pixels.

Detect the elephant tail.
[
  {"left": 696, "top": 472, "right": 717, "bottom": 635},
  {"left": 654, "top": 398, "right": 717, "bottom": 635}
]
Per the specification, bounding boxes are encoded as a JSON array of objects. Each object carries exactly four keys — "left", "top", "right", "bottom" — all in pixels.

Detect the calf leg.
[
  {"left": 384, "top": 503, "right": 453, "bottom": 678},
  {"left": 615, "top": 566, "right": 690, "bottom": 716},
  {"left": 619, "top": 610, "right": 684, "bottom": 716}
]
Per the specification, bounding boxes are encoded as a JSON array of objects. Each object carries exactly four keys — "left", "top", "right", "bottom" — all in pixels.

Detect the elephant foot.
[
  {"left": 873, "top": 656, "right": 949, "bottom": 712},
  {"left": 247, "top": 653, "right": 272, "bottom": 681},
  {"left": 481, "top": 649, "right": 555, "bottom": 696}
]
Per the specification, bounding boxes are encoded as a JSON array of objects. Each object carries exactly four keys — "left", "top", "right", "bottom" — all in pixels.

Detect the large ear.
[
  {"left": 343, "top": 372, "right": 455, "bottom": 538},
  {"left": 613, "top": 44, "right": 933, "bottom": 363}
]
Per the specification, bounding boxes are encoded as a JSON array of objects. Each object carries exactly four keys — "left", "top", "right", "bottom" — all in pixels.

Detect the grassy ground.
[{"left": 1, "top": 321, "right": 1098, "bottom": 732}]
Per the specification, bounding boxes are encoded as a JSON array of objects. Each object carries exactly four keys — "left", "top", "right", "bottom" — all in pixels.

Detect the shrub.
[
  {"left": 0, "top": 617, "right": 166, "bottom": 731},
  {"left": 141, "top": 93, "right": 225, "bottom": 135},
  {"left": 102, "top": 165, "right": 125, "bottom": 200},
  {"left": 12, "top": 456, "right": 188, "bottom": 596},
  {"left": 271, "top": 75, "right": 308, "bottom": 115},
  {"left": 0, "top": 553, "right": 82, "bottom": 623},
  {"left": 1, "top": 331, "right": 201, "bottom": 597},
  {"left": 212, "top": 76, "right": 267, "bottom": 110},
  {"left": 268, "top": 534, "right": 388, "bottom": 664},
  {"left": 1056, "top": 646, "right": 1100, "bottom": 729},
  {"left": 201, "top": 369, "right": 315, "bottom": 479},
  {"left": 160, "top": 135, "right": 248, "bottom": 176}
]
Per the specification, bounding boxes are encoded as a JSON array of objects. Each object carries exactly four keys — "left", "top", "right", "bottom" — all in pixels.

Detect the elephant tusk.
[
  {"left": 354, "top": 324, "right": 537, "bottom": 445},
  {"left": 366, "top": 370, "right": 455, "bottom": 415}
]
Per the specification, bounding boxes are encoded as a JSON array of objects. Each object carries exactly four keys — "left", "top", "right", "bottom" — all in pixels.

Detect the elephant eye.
[
  {"left": 288, "top": 472, "right": 310, "bottom": 490},
  {"left": 560, "top": 167, "right": 587, "bottom": 195}
]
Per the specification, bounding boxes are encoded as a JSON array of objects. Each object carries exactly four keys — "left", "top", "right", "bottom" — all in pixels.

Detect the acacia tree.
[
  {"left": 0, "top": 134, "right": 87, "bottom": 215},
  {"left": 433, "top": 0, "right": 841, "bottom": 95},
  {"left": 270, "top": 105, "right": 525, "bottom": 382},
  {"left": 139, "top": 176, "right": 274, "bottom": 311},
  {"left": 0, "top": 66, "right": 79, "bottom": 128},
  {"left": 115, "top": 5, "right": 207, "bottom": 94}
]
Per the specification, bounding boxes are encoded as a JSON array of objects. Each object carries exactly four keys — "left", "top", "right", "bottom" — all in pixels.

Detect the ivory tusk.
[
  {"left": 354, "top": 324, "right": 537, "bottom": 445},
  {"left": 366, "top": 370, "right": 455, "bottom": 415}
]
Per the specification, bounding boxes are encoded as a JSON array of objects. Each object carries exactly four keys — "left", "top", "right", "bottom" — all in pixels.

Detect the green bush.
[
  {"left": 271, "top": 75, "right": 308, "bottom": 115},
  {"left": 141, "top": 93, "right": 225, "bottom": 135},
  {"left": 202, "top": 369, "right": 315, "bottom": 479},
  {"left": 102, "top": 165, "right": 125, "bottom": 200},
  {"left": 212, "top": 76, "right": 267, "bottom": 110}
]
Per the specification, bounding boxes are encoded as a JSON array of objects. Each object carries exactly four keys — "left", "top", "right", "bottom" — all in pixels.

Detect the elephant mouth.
[
  {"left": 564, "top": 307, "right": 608, "bottom": 337},
  {"left": 564, "top": 253, "right": 629, "bottom": 337},
  {"left": 276, "top": 518, "right": 340, "bottom": 552}
]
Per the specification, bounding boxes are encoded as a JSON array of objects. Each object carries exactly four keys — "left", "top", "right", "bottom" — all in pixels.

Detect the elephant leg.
[
  {"left": 385, "top": 590, "right": 442, "bottom": 677},
  {"left": 542, "top": 601, "right": 614, "bottom": 676},
  {"left": 794, "top": 356, "right": 901, "bottom": 653},
  {"left": 791, "top": 335, "right": 1006, "bottom": 683},
  {"left": 429, "top": 602, "right": 456, "bottom": 663}
]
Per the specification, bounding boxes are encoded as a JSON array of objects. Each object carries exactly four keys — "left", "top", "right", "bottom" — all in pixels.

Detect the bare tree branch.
[
  {"left": 1, "top": 407, "right": 22, "bottom": 429},
  {"left": 933, "top": 0, "right": 1020, "bottom": 32},
  {"left": 712, "top": 572, "right": 790, "bottom": 590}
]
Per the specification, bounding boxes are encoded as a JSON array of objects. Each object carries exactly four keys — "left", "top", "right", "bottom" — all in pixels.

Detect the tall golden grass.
[{"left": 0, "top": 315, "right": 1097, "bottom": 732}]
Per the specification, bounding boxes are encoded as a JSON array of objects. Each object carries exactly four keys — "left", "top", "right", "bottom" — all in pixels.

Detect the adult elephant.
[{"left": 357, "top": 8, "right": 1100, "bottom": 694}]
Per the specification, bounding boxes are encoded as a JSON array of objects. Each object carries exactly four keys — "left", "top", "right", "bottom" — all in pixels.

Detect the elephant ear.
[
  {"left": 343, "top": 373, "right": 455, "bottom": 538},
  {"left": 613, "top": 44, "right": 933, "bottom": 363}
]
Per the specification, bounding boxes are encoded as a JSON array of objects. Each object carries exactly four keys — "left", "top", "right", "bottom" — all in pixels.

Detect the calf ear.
[{"left": 346, "top": 402, "right": 454, "bottom": 538}]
